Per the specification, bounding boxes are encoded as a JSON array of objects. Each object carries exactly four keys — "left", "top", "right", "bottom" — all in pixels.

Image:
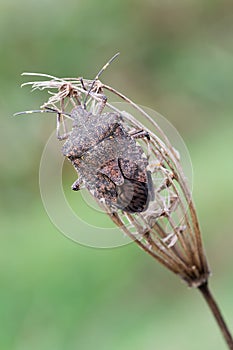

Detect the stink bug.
[{"left": 15, "top": 54, "right": 154, "bottom": 213}]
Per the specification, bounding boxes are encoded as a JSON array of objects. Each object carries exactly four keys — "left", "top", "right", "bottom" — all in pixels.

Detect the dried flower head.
[
  {"left": 15, "top": 56, "right": 233, "bottom": 348},
  {"left": 17, "top": 70, "right": 210, "bottom": 288}
]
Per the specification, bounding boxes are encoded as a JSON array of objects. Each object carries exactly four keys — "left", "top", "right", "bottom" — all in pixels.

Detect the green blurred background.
[{"left": 1, "top": 0, "right": 233, "bottom": 349}]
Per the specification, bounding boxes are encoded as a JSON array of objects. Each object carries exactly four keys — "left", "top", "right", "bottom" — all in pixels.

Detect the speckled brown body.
[{"left": 62, "top": 105, "right": 153, "bottom": 212}]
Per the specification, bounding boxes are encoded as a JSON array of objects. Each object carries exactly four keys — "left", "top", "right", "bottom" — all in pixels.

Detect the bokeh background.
[{"left": 1, "top": 0, "right": 233, "bottom": 349}]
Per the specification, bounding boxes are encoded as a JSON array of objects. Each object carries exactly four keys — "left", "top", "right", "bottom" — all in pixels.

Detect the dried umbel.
[{"left": 15, "top": 55, "right": 233, "bottom": 349}]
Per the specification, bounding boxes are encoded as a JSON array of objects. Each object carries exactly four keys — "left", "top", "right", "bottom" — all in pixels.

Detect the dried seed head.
[{"left": 16, "top": 69, "right": 210, "bottom": 288}]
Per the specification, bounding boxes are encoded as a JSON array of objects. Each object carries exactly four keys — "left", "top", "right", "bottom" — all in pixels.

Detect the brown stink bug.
[
  {"left": 15, "top": 54, "right": 154, "bottom": 213},
  {"left": 15, "top": 53, "right": 194, "bottom": 264}
]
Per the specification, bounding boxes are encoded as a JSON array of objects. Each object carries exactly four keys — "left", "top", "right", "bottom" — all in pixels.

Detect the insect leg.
[
  {"left": 71, "top": 178, "right": 84, "bottom": 191},
  {"left": 14, "top": 106, "right": 72, "bottom": 140},
  {"left": 59, "top": 95, "right": 70, "bottom": 138},
  {"left": 130, "top": 129, "right": 150, "bottom": 140},
  {"left": 56, "top": 112, "right": 71, "bottom": 140},
  {"left": 95, "top": 94, "right": 108, "bottom": 115},
  {"left": 130, "top": 129, "right": 151, "bottom": 159}
]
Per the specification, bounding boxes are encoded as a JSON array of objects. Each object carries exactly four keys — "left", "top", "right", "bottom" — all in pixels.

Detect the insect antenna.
[
  {"left": 83, "top": 52, "right": 120, "bottom": 109},
  {"left": 13, "top": 107, "right": 72, "bottom": 119}
]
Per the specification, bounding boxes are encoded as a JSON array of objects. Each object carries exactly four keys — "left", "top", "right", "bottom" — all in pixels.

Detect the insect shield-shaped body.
[{"left": 62, "top": 105, "right": 154, "bottom": 213}]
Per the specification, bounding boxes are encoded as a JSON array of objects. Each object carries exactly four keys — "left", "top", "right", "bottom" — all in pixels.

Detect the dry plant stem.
[{"left": 198, "top": 282, "right": 233, "bottom": 350}]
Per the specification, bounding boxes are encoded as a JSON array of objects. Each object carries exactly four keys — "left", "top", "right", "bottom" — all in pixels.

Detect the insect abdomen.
[{"left": 116, "top": 178, "right": 149, "bottom": 213}]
